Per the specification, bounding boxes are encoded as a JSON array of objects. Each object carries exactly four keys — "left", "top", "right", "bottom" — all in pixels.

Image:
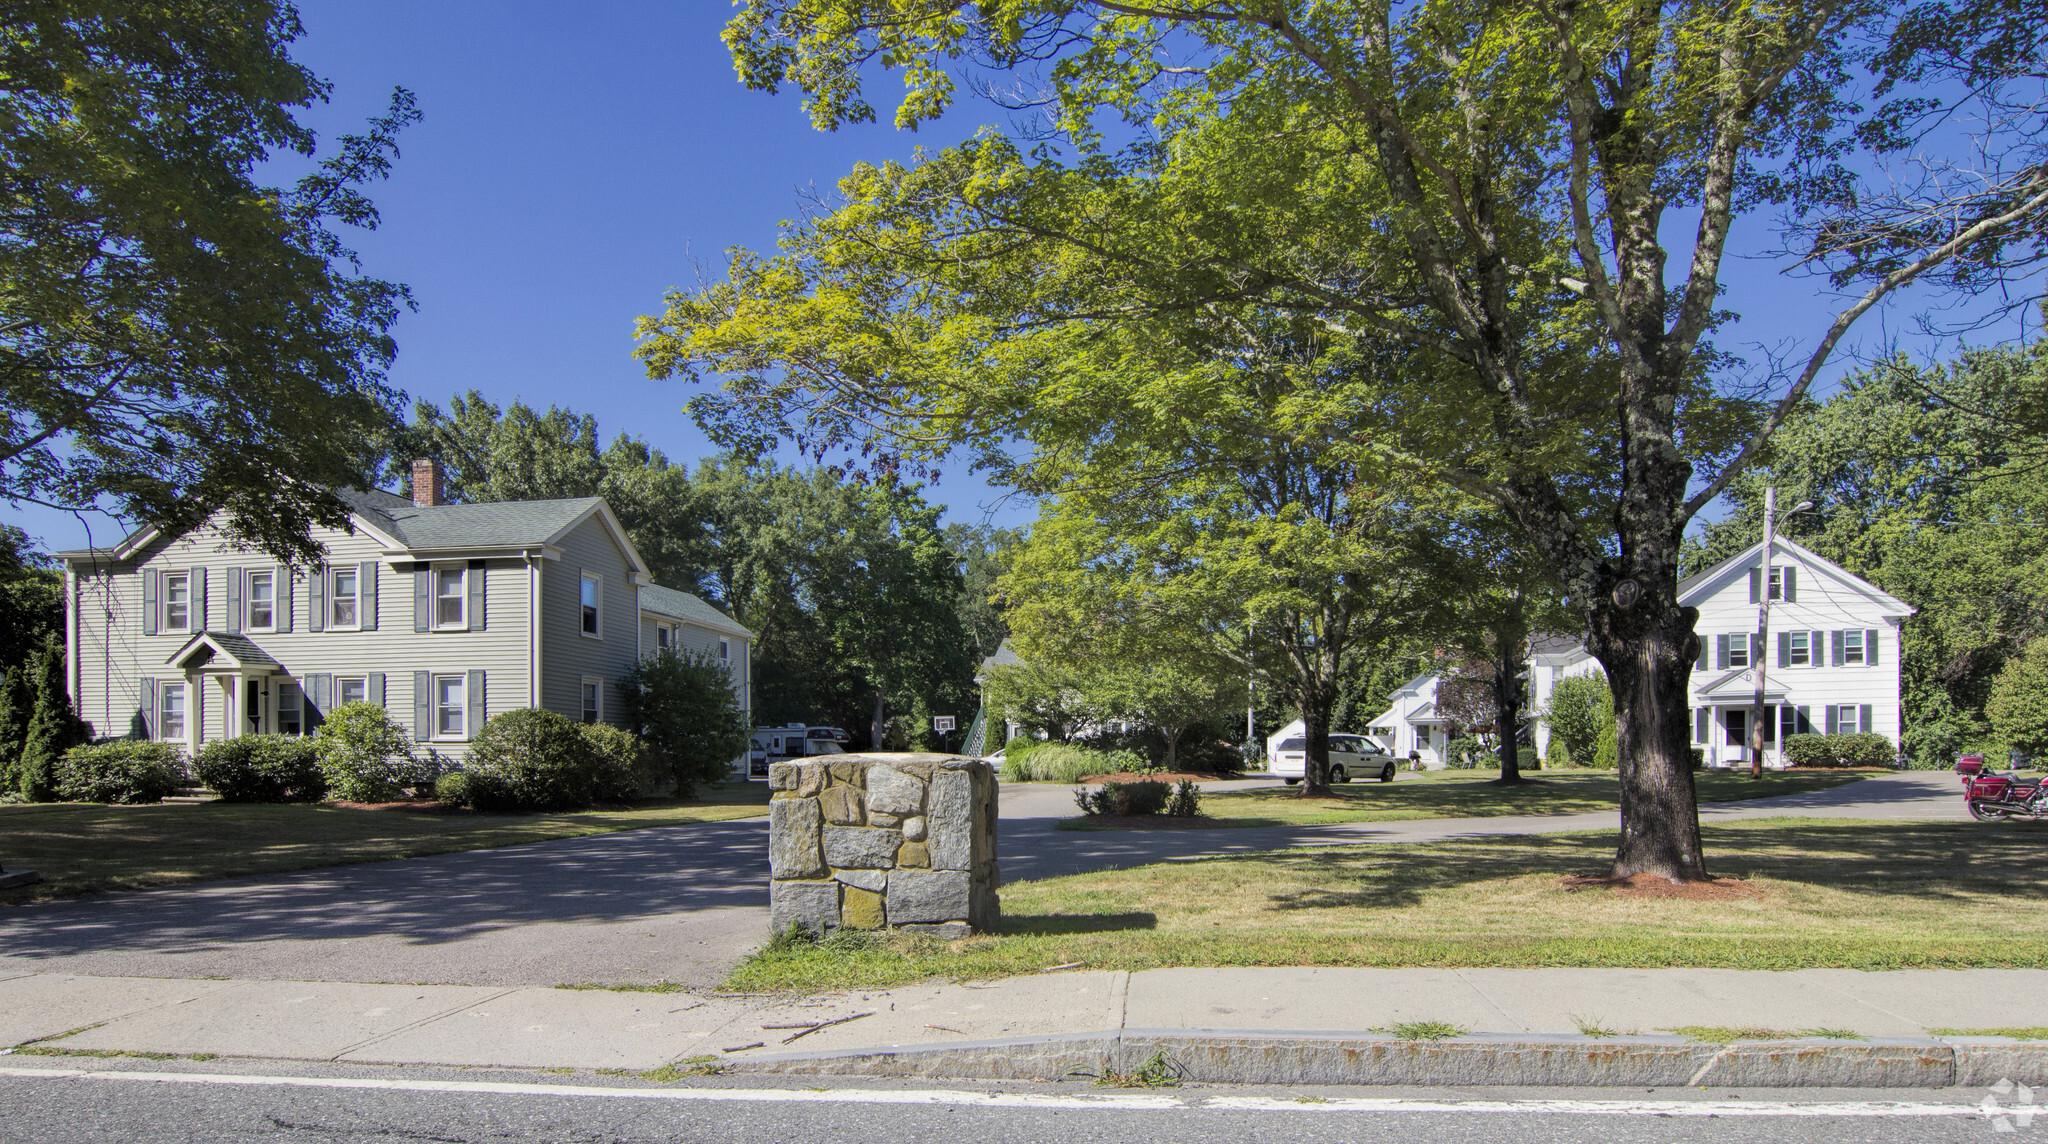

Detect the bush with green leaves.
[
  {"left": 17, "top": 633, "right": 89, "bottom": 800},
  {"left": 312, "top": 701, "right": 421, "bottom": 802},
  {"left": 1075, "top": 778, "right": 1171, "bottom": 817},
  {"left": 1164, "top": 779, "right": 1201, "bottom": 817},
  {"left": 452, "top": 707, "right": 611, "bottom": 812},
  {"left": 620, "top": 649, "right": 751, "bottom": 797},
  {"left": 1444, "top": 737, "right": 1487, "bottom": 769},
  {"left": 193, "top": 734, "right": 324, "bottom": 802},
  {"left": 55, "top": 741, "right": 187, "bottom": 804},
  {"left": 1783, "top": 732, "right": 1896, "bottom": 768},
  {"left": 1011, "top": 743, "right": 1142, "bottom": 783},
  {"left": 1543, "top": 675, "right": 1612, "bottom": 772},
  {"left": 1594, "top": 721, "right": 1620, "bottom": 769},
  {"left": 577, "top": 720, "right": 647, "bottom": 803},
  {"left": 1987, "top": 638, "right": 2048, "bottom": 758}
]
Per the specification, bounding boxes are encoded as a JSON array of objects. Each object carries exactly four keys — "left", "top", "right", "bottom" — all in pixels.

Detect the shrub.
[
  {"left": 1594, "top": 721, "right": 1620, "bottom": 769},
  {"left": 577, "top": 721, "right": 646, "bottom": 803},
  {"left": 1001, "top": 735, "right": 1041, "bottom": 780},
  {"left": 1988, "top": 639, "right": 2048, "bottom": 758},
  {"left": 193, "top": 735, "right": 325, "bottom": 802},
  {"left": 1544, "top": 675, "right": 1612, "bottom": 774},
  {"left": 18, "top": 634, "right": 89, "bottom": 800},
  {"left": 1075, "top": 779, "right": 1171, "bottom": 816},
  {"left": 620, "top": 649, "right": 751, "bottom": 796},
  {"left": 1545, "top": 740, "right": 1571, "bottom": 768},
  {"left": 1164, "top": 779, "right": 1201, "bottom": 817},
  {"left": 1517, "top": 746, "right": 1538, "bottom": 772},
  {"left": 312, "top": 701, "right": 420, "bottom": 802},
  {"left": 1444, "top": 737, "right": 1486, "bottom": 769},
  {"left": 434, "top": 769, "right": 472, "bottom": 807},
  {"left": 55, "top": 741, "right": 187, "bottom": 804},
  {"left": 1783, "top": 732, "right": 1895, "bottom": 768},
  {"left": 457, "top": 707, "right": 605, "bottom": 812},
  {"left": 1018, "top": 744, "right": 1141, "bottom": 783}
]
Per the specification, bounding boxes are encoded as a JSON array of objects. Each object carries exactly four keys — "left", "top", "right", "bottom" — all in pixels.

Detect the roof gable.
[
  {"left": 640, "top": 583, "right": 753, "bottom": 639},
  {"left": 1677, "top": 537, "right": 1914, "bottom": 617}
]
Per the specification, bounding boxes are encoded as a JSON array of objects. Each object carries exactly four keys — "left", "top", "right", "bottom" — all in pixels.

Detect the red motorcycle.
[{"left": 1957, "top": 756, "right": 2048, "bottom": 821}]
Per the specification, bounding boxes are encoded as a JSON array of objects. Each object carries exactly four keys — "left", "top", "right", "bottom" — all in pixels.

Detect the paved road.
[
  {"left": 0, "top": 1061, "right": 1998, "bottom": 1144},
  {"left": 0, "top": 771, "right": 1968, "bottom": 988}
]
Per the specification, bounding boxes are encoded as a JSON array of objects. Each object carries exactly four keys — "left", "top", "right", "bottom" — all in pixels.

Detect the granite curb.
[{"left": 727, "top": 1028, "right": 2048, "bottom": 1088}]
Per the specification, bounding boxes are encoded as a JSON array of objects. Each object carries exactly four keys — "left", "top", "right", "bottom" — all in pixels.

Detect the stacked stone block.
[{"left": 767, "top": 753, "right": 998, "bottom": 939}]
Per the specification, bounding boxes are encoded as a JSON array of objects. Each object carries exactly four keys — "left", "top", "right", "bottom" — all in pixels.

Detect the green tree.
[
  {"left": 620, "top": 648, "right": 752, "bottom": 796},
  {"left": 945, "top": 523, "right": 1022, "bottom": 661},
  {"left": 1546, "top": 675, "right": 1614, "bottom": 771},
  {"left": 1986, "top": 639, "right": 2048, "bottom": 759},
  {"left": 651, "top": 0, "right": 2048, "bottom": 880},
  {"left": 3, "top": 5, "right": 420, "bottom": 563},
  {"left": 982, "top": 660, "right": 1095, "bottom": 743},
  {"left": 0, "top": 660, "right": 32, "bottom": 793},
  {"left": 1093, "top": 662, "right": 1237, "bottom": 772},
  {"left": 18, "top": 633, "right": 88, "bottom": 800},
  {"left": 0, "top": 526, "right": 61, "bottom": 674}
]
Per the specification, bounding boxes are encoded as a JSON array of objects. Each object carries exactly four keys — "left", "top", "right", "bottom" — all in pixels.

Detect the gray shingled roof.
[
  {"left": 332, "top": 488, "right": 605, "bottom": 549},
  {"left": 164, "top": 631, "right": 280, "bottom": 669},
  {"left": 978, "top": 639, "right": 1022, "bottom": 676},
  {"left": 639, "top": 583, "right": 753, "bottom": 637}
]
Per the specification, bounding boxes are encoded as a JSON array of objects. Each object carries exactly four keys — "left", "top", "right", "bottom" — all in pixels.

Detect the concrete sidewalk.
[{"left": 7, "top": 966, "right": 2046, "bottom": 1086}]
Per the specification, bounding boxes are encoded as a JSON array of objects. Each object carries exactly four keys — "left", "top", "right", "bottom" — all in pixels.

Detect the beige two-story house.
[{"left": 55, "top": 460, "right": 752, "bottom": 760}]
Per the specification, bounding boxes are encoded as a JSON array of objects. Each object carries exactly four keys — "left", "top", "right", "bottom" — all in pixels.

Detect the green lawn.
[
  {"left": 1058, "top": 767, "right": 1873, "bottom": 829},
  {"left": 0, "top": 784, "right": 771, "bottom": 903},
  {"left": 729, "top": 816, "right": 2048, "bottom": 991}
]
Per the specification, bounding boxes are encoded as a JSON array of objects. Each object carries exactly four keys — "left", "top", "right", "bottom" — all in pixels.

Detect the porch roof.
[{"left": 164, "top": 631, "right": 280, "bottom": 673}]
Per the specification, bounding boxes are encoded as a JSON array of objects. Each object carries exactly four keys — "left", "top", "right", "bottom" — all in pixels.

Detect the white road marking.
[{"left": 0, "top": 1066, "right": 1987, "bottom": 1118}]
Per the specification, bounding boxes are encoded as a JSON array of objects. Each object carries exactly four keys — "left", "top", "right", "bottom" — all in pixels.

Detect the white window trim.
[
  {"left": 158, "top": 679, "right": 189, "bottom": 744},
  {"left": 336, "top": 675, "right": 369, "bottom": 707},
  {"left": 717, "top": 638, "right": 729, "bottom": 662},
  {"left": 580, "top": 676, "right": 603, "bottom": 725},
  {"left": 328, "top": 566, "right": 362, "bottom": 631},
  {"left": 245, "top": 570, "right": 277, "bottom": 633},
  {"left": 1843, "top": 630, "right": 1866, "bottom": 666},
  {"left": 1789, "top": 630, "right": 1811, "bottom": 667},
  {"left": 1728, "top": 632, "right": 1751, "bottom": 669},
  {"left": 275, "top": 679, "right": 304, "bottom": 736},
  {"left": 434, "top": 566, "right": 467, "bottom": 630},
  {"left": 162, "top": 571, "right": 193, "bottom": 634},
  {"left": 579, "top": 572, "right": 603, "bottom": 640},
  {"left": 432, "top": 673, "right": 467, "bottom": 741}
]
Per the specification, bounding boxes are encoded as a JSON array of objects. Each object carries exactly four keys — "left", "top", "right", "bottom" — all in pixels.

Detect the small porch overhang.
[
  {"left": 1693, "top": 668, "right": 1792, "bottom": 703},
  {"left": 164, "top": 631, "right": 281, "bottom": 675}
]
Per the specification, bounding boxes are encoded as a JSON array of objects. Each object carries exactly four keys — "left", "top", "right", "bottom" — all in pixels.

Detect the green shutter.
[
  {"left": 1831, "top": 629, "right": 1844, "bottom": 667},
  {"left": 414, "top": 670, "right": 431, "bottom": 738},
  {"left": 1859, "top": 704, "right": 1873, "bottom": 735},
  {"left": 1777, "top": 631, "right": 1789, "bottom": 668},
  {"left": 1748, "top": 567, "right": 1760, "bottom": 603},
  {"left": 1783, "top": 566, "right": 1797, "bottom": 602},
  {"left": 468, "top": 563, "right": 485, "bottom": 631},
  {"left": 1716, "top": 634, "right": 1729, "bottom": 670},
  {"left": 139, "top": 678, "right": 156, "bottom": 739},
  {"left": 142, "top": 569, "right": 159, "bottom": 636},
  {"left": 225, "top": 568, "right": 242, "bottom": 635},
  {"left": 277, "top": 567, "right": 293, "bottom": 633},
  {"left": 309, "top": 566, "right": 326, "bottom": 632},
  {"left": 466, "top": 669, "right": 485, "bottom": 738},
  {"left": 1867, "top": 629, "right": 1880, "bottom": 666},
  {"left": 360, "top": 561, "right": 378, "bottom": 630},
  {"left": 192, "top": 566, "right": 206, "bottom": 631},
  {"left": 368, "top": 672, "right": 385, "bottom": 709},
  {"left": 414, "top": 569, "right": 430, "bottom": 632}
]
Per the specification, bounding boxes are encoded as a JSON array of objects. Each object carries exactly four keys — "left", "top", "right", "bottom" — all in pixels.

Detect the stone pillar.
[{"left": 767, "top": 753, "right": 998, "bottom": 939}]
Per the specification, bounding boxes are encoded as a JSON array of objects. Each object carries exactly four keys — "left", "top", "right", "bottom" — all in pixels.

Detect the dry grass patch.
[
  {"left": 0, "top": 785, "right": 771, "bottom": 902},
  {"left": 727, "top": 816, "right": 2048, "bottom": 991}
]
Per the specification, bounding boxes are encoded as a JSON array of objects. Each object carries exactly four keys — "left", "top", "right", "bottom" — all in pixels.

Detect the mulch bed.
[
  {"left": 1075, "top": 772, "right": 1241, "bottom": 784},
  {"left": 1072, "top": 814, "right": 1219, "bottom": 828},
  {"left": 324, "top": 799, "right": 461, "bottom": 814},
  {"left": 1559, "top": 873, "right": 1765, "bottom": 900}
]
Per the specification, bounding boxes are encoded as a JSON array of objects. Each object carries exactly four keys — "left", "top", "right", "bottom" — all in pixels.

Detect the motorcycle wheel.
[{"left": 1968, "top": 800, "right": 2007, "bottom": 821}]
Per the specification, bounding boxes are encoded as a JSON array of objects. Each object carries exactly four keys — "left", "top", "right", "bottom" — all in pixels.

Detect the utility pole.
[{"left": 1750, "top": 488, "right": 1776, "bottom": 780}]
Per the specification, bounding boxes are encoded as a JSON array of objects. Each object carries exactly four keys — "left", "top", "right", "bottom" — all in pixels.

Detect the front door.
[
  {"left": 244, "top": 674, "right": 266, "bottom": 736},
  {"left": 1725, "top": 709, "right": 1749, "bottom": 764}
]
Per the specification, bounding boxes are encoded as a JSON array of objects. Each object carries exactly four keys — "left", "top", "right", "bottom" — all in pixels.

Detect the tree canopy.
[
  {"left": 2, "top": 3, "right": 420, "bottom": 563},
  {"left": 643, "top": 0, "right": 2048, "bottom": 879}
]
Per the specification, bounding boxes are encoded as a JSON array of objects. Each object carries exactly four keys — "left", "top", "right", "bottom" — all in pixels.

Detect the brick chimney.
[{"left": 410, "top": 458, "right": 444, "bottom": 507}]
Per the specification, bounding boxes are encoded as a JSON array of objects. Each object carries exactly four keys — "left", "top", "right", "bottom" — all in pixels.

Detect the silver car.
[{"left": 1270, "top": 733, "right": 1397, "bottom": 784}]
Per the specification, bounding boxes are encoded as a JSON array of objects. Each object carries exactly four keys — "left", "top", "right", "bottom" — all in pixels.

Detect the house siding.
[
  {"left": 538, "top": 515, "right": 640, "bottom": 727},
  {"left": 69, "top": 516, "right": 534, "bottom": 760},
  {"left": 640, "top": 614, "right": 751, "bottom": 718}
]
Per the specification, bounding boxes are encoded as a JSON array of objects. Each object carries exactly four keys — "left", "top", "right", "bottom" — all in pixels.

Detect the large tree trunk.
[
  {"left": 1162, "top": 726, "right": 1181, "bottom": 772},
  {"left": 1297, "top": 686, "right": 1334, "bottom": 797},
  {"left": 870, "top": 690, "right": 886, "bottom": 752},
  {"left": 1491, "top": 598, "right": 1529, "bottom": 784},
  {"left": 1588, "top": 590, "right": 1708, "bottom": 881}
]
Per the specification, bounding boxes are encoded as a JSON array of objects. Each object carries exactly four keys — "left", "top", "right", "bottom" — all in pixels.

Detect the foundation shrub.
[
  {"left": 54, "top": 740, "right": 187, "bottom": 804},
  {"left": 192, "top": 735, "right": 324, "bottom": 802}
]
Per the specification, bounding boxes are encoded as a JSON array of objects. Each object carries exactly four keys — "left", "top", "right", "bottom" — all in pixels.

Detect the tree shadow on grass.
[
  {"left": 1255, "top": 820, "right": 2048, "bottom": 914},
  {"left": 998, "top": 912, "right": 1158, "bottom": 938}
]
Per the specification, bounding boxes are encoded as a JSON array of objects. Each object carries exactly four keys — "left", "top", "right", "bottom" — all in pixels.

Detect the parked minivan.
[{"left": 1269, "top": 732, "right": 1397, "bottom": 784}]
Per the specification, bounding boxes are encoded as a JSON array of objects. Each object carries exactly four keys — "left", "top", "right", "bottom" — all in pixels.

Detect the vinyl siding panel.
[
  {"left": 69, "top": 514, "right": 533, "bottom": 760},
  {"left": 539, "top": 516, "right": 640, "bottom": 728}
]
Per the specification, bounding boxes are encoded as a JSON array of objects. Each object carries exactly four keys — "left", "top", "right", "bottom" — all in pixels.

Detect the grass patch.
[
  {"left": 641, "top": 1056, "right": 723, "bottom": 1080},
  {"left": 0, "top": 786, "right": 770, "bottom": 902},
  {"left": 1933, "top": 1027, "right": 2048, "bottom": 1040},
  {"left": 10, "top": 1046, "right": 199, "bottom": 1060},
  {"left": 723, "top": 817, "right": 2048, "bottom": 992},
  {"left": 1172, "top": 769, "right": 1872, "bottom": 828},
  {"left": 1094, "top": 1050, "right": 1182, "bottom": 1088},
  {"left": 1571, "top": 1015, "right": 1621, "bottom": 1038},
  {"left": 1382, "top": 1020, "right": 1467, "bottom": 1041}
]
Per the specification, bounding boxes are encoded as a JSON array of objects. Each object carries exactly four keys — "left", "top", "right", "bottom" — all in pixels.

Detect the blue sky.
[{"left": 11, "top": 3, "right": 2033, "bottom": 552}]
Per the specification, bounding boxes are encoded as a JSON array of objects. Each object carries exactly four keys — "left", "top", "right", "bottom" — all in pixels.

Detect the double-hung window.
[
  {"left": 656, "top": 624, "right": 673, "bottom": 650},
  {"left": 580, "top": 573, "right": 601, "bottom": 637},
  {"left": 1787, "top": 631, "right": 1811, "bottom": 666},
  {"left": 163, "top": 572, "right": 191, "bottom": 632},
  {"left": 1727, "top": 633, "right": 1751, "bottom": 668},
  {"left": 434, "top": 674, "right": 466, "bottom": 738},
  {"left": 1834, "top": 704, "right": 1866, "bottom": 734},
  {"left": 159, "top": 682, "right": 187, "bottom": 741},
  {"left": 435, "top": 568, "right": 465, "bottom": 628},
  {"left": 718, "top": 638, "right": 730, "bottom": 663},
  {"left": 247, "top": 570, "right": 275, "bottom": 630},
  {"left": 1842, "top": 629, "right": 1866, "bottom": 665},
  {"left": 337, "top": 676, "right": 368, "bottom": 706},
  {"left": 276, "top": 682, "right": 303, "bottom": 736},
  {"left": 581, "top": 679, "right": 601, "bottom": 725},
  {"left": 330, "top": 566, "right": 359, "bottom": 628}
]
